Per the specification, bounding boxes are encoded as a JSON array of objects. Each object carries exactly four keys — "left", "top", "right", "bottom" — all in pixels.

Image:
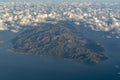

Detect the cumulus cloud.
[{"left": 0, "top": 1, "right": 120, "bottom": 36}]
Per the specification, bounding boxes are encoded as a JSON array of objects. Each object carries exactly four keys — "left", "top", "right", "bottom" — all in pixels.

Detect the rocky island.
[{"left": 12, "top": 22, "right": 107, "bottom": 64}]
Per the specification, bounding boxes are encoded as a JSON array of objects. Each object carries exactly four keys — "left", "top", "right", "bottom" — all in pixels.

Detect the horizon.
[{"left": 0, "top": 0, "right": 120, "bottom": 2}]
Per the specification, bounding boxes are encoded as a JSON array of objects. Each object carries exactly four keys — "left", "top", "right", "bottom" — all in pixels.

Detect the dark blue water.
[{"left": 0, "top": 29, "right": 120, "bottom": 80}]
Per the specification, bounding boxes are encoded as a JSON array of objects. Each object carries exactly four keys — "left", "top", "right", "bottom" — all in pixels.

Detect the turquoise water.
[{"left": 0, "top": 30, "right": 120, "bottom": 80}]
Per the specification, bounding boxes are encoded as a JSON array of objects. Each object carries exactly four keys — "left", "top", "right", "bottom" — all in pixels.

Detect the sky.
[{"left": 0, "top": 0, "right": 119, "bottom": 2}]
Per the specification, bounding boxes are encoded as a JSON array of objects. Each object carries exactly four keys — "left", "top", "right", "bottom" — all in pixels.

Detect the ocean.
[{"left": 0, "top": 26, "right": 120, "bottom": 80}]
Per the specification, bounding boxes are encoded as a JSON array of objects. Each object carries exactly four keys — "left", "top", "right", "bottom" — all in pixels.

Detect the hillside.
[{"left": 12, "top": 22, "right": 107, "bottom": 64}]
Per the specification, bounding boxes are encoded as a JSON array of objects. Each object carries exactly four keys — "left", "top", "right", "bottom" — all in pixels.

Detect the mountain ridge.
[{"left": 12, "top": 22, "right": 107, "bottom": 64}]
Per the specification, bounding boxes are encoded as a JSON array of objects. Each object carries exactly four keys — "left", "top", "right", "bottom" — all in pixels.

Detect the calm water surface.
[{"left": 0, "top": 29, "right": 120, "bottom": 80}]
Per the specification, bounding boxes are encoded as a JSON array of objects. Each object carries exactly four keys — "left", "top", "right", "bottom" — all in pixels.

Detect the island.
[{"left": 12, "top": 22, "right": 107, "bottom": 64}]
